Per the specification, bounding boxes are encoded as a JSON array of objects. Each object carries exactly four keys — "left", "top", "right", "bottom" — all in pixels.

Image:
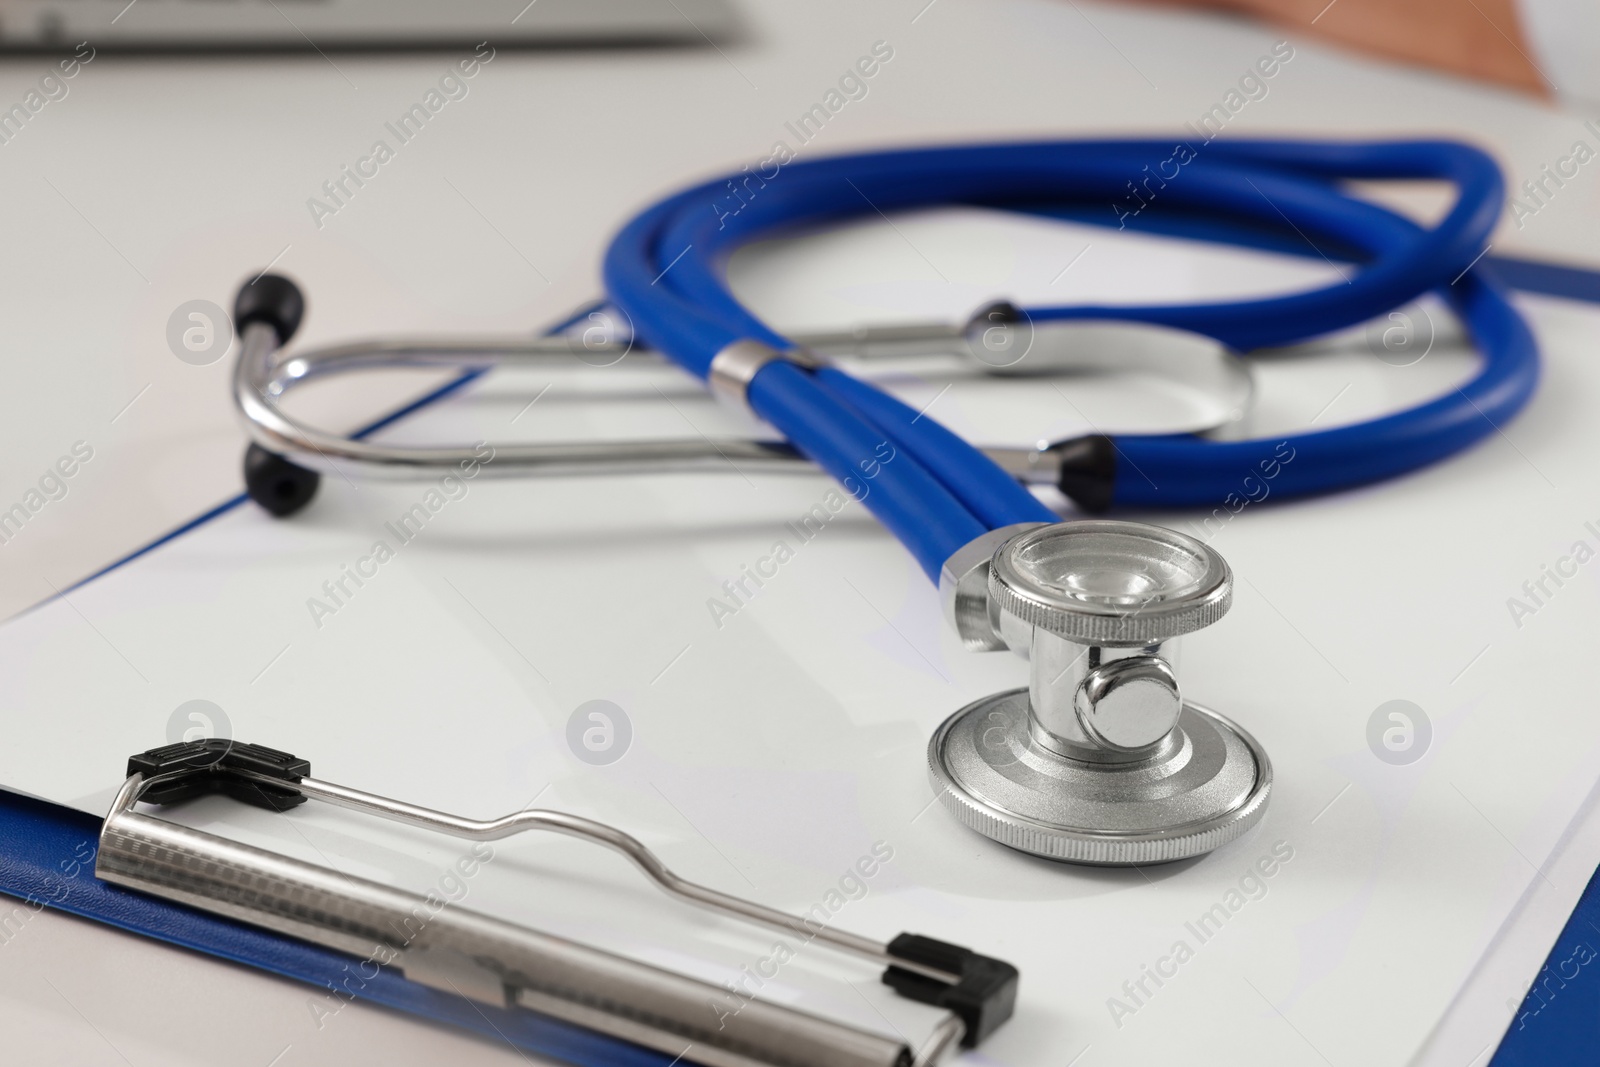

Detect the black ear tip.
[
  {"left": 244, "top": 444, "right": 320, "bottom": 517},
  {"left": 234, "top": 274, "right": 305, "bottom": 345}
]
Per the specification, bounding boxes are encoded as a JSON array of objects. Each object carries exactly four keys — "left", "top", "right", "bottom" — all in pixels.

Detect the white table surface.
[{"left": 2, "top": 1, "right": 1599, "bottom": 1065}]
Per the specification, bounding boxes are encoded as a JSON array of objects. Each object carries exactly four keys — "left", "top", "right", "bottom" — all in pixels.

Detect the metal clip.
[{"left": 97, "top": 741, "right": 1019, "bottom": 1067}]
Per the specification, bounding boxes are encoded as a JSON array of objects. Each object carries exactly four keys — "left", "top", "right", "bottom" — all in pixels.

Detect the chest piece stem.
[{"left": 931, "top": 520, "right": 1271, "bottom": 865}]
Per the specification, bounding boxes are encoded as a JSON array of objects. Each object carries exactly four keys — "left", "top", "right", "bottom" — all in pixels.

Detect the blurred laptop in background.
[{"left": 0, "top": 0, "right": 738, "bottom": 52}]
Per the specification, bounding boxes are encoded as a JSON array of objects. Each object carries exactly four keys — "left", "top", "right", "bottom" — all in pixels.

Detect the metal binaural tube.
[{"left": 233, "top": 292, "right": 1252, "bottom": 485}]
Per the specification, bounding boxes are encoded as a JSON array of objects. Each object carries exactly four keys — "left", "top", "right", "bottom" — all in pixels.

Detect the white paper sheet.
[{"left": 1, "top": 213, "right": 1592, "bottom": 1066}]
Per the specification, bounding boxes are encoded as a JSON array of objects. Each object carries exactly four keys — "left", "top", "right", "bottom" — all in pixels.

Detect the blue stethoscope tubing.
[{"left": 602, "top": 139, "right": 1537, "bottom": 580}]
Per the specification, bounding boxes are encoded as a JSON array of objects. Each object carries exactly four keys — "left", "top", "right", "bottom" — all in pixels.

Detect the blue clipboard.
[
  {"left": 3, "top": 246, "right": 1597, "bottom": 1067},
  {"left": 0, "top": 787, "right": 672, "bottom": 1066}
]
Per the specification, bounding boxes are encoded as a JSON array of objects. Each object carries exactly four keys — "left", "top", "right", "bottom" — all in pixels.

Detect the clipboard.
[{"left": 4, "top": 211, "right": 1600, "bottom": 1066}]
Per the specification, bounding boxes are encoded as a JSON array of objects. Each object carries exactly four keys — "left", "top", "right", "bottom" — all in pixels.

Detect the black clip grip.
[
  {"left": 127, "top": 740, "right": 310, "bottom": 812},
  {"left": 881, "top": 932, "right": 1019, "bottom": 1047}
]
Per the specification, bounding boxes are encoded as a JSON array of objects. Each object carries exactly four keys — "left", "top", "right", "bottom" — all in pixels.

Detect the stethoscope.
[{"left": 231, "top": 137, "right": 1536, "bottom": 865}]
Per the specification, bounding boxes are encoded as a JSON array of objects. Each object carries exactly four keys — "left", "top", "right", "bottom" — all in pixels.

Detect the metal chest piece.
[{"left": 932, "top": 520, "right": 1271, "bottom": 865}]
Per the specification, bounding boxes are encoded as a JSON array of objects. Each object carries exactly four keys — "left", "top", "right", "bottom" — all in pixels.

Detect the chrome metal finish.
[
  {"left": 929, "top": 691, "right": 1272, "bottom": 865},
  {"left": 98, "top": 770, "right": 963, "bottom": 1067},
  {"left": 709, "top": 339, "right": 784, "bottom": 408},
  {"left": 910, "top": 1013, "right": 968, "bottom": 1067},
  {"left": 707, "top": 339, "right": 826, "bottom": 408},
  {"left": 1028, "top": 632, "right": 1184, "bottom": 762},
  {"left": 977, "top": 318, "right": 1252, "bottom": 418},
  {"left": 800, "top": 317, "right": 975, "bottom": 361},
  {"left": 235, "top": 305, "right": 1252, "bottom": 480},
  {"left": 234, "top": 322, "right": 805, "bottom": 479},
  {"left": 991, "top": 521, "right": 1228, "bottom": 764},
  {"left": 931, "top": 520, "right": 1268, "bottom": 863},
  {"left": 805, "top": 308, "right": 1253, "bottom": 428},
  {"left": 983, "top": 446, "right": 1064, "bottom": 486},
  {"left": 231, "top": 769, "right": 953, "bottom": 985},
  {"left": 989, "top": 521, "right": 1232, "bottom": 646},
  {"left": 97, "top": 776, "right": 914, "bottom": 1067},
  {"left": 1073, "top": 653, "right": 1183, "bottom": 752},
  {"left": 938, "top": 523, "right": 1047, "bottom": 651}
]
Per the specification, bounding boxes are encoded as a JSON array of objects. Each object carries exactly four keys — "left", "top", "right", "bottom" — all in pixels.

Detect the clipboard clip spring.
[{"left": 97, "top": 740, "right": 1021, "bottom": 1067}]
